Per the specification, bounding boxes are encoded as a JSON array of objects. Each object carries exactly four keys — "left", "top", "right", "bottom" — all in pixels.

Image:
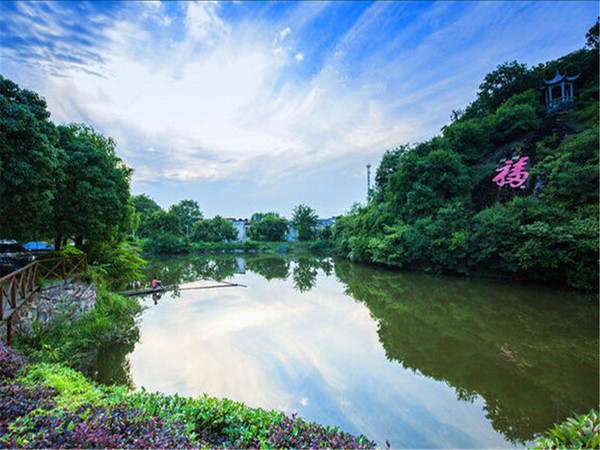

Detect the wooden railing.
[{"left": 0, "top": 254, "right": 87, "bottom": 344}]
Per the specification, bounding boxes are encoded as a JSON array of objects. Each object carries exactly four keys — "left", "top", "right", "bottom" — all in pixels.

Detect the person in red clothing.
[{"left": 151, "top": 276, "right": 162, "bottom": 289}]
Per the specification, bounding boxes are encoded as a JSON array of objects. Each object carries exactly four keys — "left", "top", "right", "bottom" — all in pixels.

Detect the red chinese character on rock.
[{"left": 492, "top": 156, "right": 529, "bottom": 188}]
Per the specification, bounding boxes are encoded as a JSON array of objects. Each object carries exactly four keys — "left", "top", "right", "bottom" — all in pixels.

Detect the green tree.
[
  {"left": 0, "top": 75, "right": 63, "bottom": 240},
  {"left": 191, "top": 216, "right": 237, "bottom": 242},
  {"left": 248, "top": 213, "right": 288, "bottom": 241},
  {"left": 52, "top": 123, "right": 132, "bottom": 249},
  {"left": 476, "top": 61, "right": 537, "bottom": 113},
  {"left": 585, "top": 17, "right": 599, "bottom": 50},
  {"left": 371, "top": 145, "right": 409, "bottom": 203},
  {"left": 169, "top": 199, "right": 203, "bottom": 236},
  {"left": 291, "top": 204, "right": 318, "bottom": 241},
  {"left": 144, "top": 210, "right": 182, "bottom": 237},
  {"left": 132, "top": 194, "right": 162, "bottom": 238}
]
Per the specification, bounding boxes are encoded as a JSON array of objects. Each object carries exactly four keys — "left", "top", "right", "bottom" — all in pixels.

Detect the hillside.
[{"left": 333, "top": 24, "right": 599, "bottom": 290}]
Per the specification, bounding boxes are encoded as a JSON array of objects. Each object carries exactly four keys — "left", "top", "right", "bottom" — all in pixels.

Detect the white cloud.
[
  {"left": 279, "top": 26, "right": 292, "bottom": 42},
  {"left": 17, "top": 2, "right": 414, "bottom": 188},
  {"left": 2, "top": 0, "right": 595, "bottom": 215}
]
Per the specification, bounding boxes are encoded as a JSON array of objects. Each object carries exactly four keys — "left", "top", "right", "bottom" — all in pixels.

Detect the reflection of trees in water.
[
  {"left": 245, "top": 256, "right": 290, "bottom": 280},
  {"left": 292, "top": 261, "right": 318, "bottom": 292},
  {"left": 143, "top": 255, "right": 240, "bottom": 294},
  {"left": 333, "top": 258, "right": 599, "bottom": 445},
  {"left": 243, "top": 254, "right": 334, "bottom": 293},
  {"left": 291, "top": 256, "right": 335, "bottom": 292},
  {"left": 87, "top": 341, "right": 136, "bottom": 389},
  {"left": 144, "top": 254, "right": 336, "bottom": 294}
]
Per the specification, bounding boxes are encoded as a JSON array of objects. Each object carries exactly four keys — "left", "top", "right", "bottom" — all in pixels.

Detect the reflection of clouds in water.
[{"left": 129, "top": 270, "right": 511, "bottom": 448}]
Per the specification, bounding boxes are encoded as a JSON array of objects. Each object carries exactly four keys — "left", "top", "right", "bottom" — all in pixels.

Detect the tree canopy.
[
  {"left": 292, "top": 204, "right": 318, "bottom": 241},
  {"left": 248, "top": 213, "right": 288, "bottom": 241},
  {"left": 334, "top": 25, "right": 599, "bottom": 291},
  {"left": 0, "top": 75, "right": 63, "bottom": 240}
]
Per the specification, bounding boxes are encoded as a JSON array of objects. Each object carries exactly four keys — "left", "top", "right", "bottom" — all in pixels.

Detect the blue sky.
[{"left": 0, "top": 1, "right": 597, "bottom": 219}]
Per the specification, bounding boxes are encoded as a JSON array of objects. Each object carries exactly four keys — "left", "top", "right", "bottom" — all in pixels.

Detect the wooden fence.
[{"left": 0, "top": 254, "right": 87, "bottom": 344}]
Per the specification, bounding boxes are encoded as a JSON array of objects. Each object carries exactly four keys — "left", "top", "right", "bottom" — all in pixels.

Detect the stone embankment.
[{"left": 0, "top": 279, "right": 96, "bottom": 342}]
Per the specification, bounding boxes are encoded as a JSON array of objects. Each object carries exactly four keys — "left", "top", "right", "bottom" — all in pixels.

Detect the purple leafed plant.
[
  {"left": 1, "top": 405, "right": 196, "bottom": 449},
  {"left": 264, "top": 414, "right": 376, "bottom": 449},
  {"left": 0, "top": 381, "right": 57, "bottom": 441},
  {"left": 0, "top": 341, "right": 28, "bottom": 379}
]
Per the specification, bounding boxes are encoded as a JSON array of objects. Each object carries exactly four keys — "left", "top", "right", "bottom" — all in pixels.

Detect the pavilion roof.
[{"left": 544, "top": 70, "right": 580, "bottom": 85}]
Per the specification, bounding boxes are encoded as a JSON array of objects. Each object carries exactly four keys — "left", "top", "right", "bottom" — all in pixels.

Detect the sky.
[{"left": 0, "top": 1, "right": 597, "bottom": 219}]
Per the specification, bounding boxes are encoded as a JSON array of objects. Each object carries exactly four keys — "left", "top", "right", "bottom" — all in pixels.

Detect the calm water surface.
[{"left": 96, "top": 254, "right": 598, "bottom": 449}]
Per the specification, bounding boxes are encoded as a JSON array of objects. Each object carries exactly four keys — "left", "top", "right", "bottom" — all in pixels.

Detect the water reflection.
[
  {"left": 334, "top": 258, "right": 599, "bottom": 444},
  {"left": 95, "top": 254, "right": 598, "bottom": 447}
]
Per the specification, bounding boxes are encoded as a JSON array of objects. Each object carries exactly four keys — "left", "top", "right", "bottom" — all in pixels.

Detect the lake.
[{"left": 94, "top": 254, "right": 598, "bottom": 449}]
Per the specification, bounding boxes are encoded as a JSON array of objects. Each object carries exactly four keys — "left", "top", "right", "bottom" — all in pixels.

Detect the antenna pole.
[{"left": 366, "top": 164, "right": 371, "bottom": 198}]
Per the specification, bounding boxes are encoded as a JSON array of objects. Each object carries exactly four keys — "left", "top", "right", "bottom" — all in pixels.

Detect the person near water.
[{"left": 152, "top": 276, "right": 162, "bottom": 289}]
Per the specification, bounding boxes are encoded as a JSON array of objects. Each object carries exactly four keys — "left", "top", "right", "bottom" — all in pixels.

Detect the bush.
[
  {"left": 14, "top": 293, "right": 142, "bottom": 373},
  {"left": 22, "top": 363, "right": 105, "bottom": 410},
  {"left": 141, "top": 232, "right": 189, "bottom": 254},
  {"left": 266, "top": 414, "right": 376, "bottom": 449},
  {"left": 533, "top": 410, "right": 599, "bottom": 449},
  {"left": 0, "top": 341, "right": 28, "bottom": 379},
  {"left": 0, "top": 381, "right": 57, "bottom": 438},
  {"left": 1, "top": 404, "right": 194, "bottom": 449}
]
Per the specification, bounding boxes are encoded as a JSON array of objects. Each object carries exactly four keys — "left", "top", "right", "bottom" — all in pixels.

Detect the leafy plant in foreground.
[
  {"left": 0, "top": 381, "right": 57, "bottom": 440},
  {"left": 1, "top": 405, "right": 194, "bottom": 449},
  {"left": 22, "top": 363, "right": 106, "bottom": 410},
  {"left": 0, "top": 340, "right": 28, "bottom": 379},
  {"left": 265, "top": 413, "right": 377, "bottom": 449},
  {"left": 532, "top": 410, "right": 599, "bottom": 449}
]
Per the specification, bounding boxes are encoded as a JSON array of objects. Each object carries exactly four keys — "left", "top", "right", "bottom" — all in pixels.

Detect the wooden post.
[{"left": 7, "top": 317, "right": 12, "bottom": 347}]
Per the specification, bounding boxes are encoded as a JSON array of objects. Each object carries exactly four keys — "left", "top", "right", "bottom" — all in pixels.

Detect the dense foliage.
[
  {"left": 0, "top": 346, "right": 376, "bottom": 449},
  {"left": 334, "top": 28, "right": 599, "bottom": 290},
  {"left": 292, "top": 204, "right": 318, "bottom": 241},
  {"left": 533, "top": 410, "right": 599, "bottom": 449},
  {"left": 0, "top": 77, "right": 133, "bottom": 250},
  {"left": 14, "top": 288, "right": 142, "bottom": 378},
  {"left": 0, "top": 75, "right": 142, "bottom": 289},
  {"left": 247, "top": 212, "right": 289, "bottom": 241}
]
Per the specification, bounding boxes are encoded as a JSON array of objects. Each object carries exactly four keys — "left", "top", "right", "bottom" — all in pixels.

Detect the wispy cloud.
[{"left": 0, "top": 1, "right": 596, "bottom": 216}]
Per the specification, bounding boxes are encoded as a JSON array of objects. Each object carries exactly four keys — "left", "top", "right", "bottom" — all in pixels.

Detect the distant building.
[
  {"left": 286, "top": 226, "right": 299, "bottom": 242},
  {"left": 286, "top": 217, "right": 336, "bottom": 242},
  {"left": 227, "top": 218, "right": 249, "bottom": 242},
  {"left": 544, "top": 70, "right": 580, "bottom": 110},
  {"left": 315, "top": 217, "right": 336, "bottom": 230}
]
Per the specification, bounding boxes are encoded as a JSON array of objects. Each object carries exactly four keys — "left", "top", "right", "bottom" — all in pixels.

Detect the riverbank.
[{"left": 0, "top": 342, "right": 376, "bottom": 448}]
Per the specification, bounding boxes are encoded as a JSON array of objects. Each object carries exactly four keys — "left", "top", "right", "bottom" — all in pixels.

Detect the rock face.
[{"left": 1, "top": 279, "right": 97, "bottom": 341}]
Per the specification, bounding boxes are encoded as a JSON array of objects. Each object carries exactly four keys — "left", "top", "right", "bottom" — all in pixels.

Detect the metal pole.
[{"left": 366, "top": 164, "right": 371, "bottom": 200}]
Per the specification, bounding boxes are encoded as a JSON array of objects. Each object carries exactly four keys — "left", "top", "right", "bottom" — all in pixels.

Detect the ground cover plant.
[
  {"left": 0, "top": 343, "right": 376, "bottom": 448},
  {"left": 532, "top": 409, "right": 599, "bottom": 449}
]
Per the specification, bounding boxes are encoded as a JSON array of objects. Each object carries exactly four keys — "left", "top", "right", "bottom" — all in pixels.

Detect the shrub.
[
  {"left": 532, "top": 410, "right": 599, "bottom": 449},
  {"left": 0, "top": 341, "right": 28, "bottom": 379},
  {"left": 22, "top": 363, "right": 105, "bottom": 410},
  {"left": 14, "top": 292, "right": 142, "bottom": 373},
  {"left": 266, "top": 414, "right": 376, "bottom": 449},
  {"left": 1, "top": 405, "right": 194, "bottom": 449},
  {"left": 0, "top": 381, "right": 56, "bottom": 433}
]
